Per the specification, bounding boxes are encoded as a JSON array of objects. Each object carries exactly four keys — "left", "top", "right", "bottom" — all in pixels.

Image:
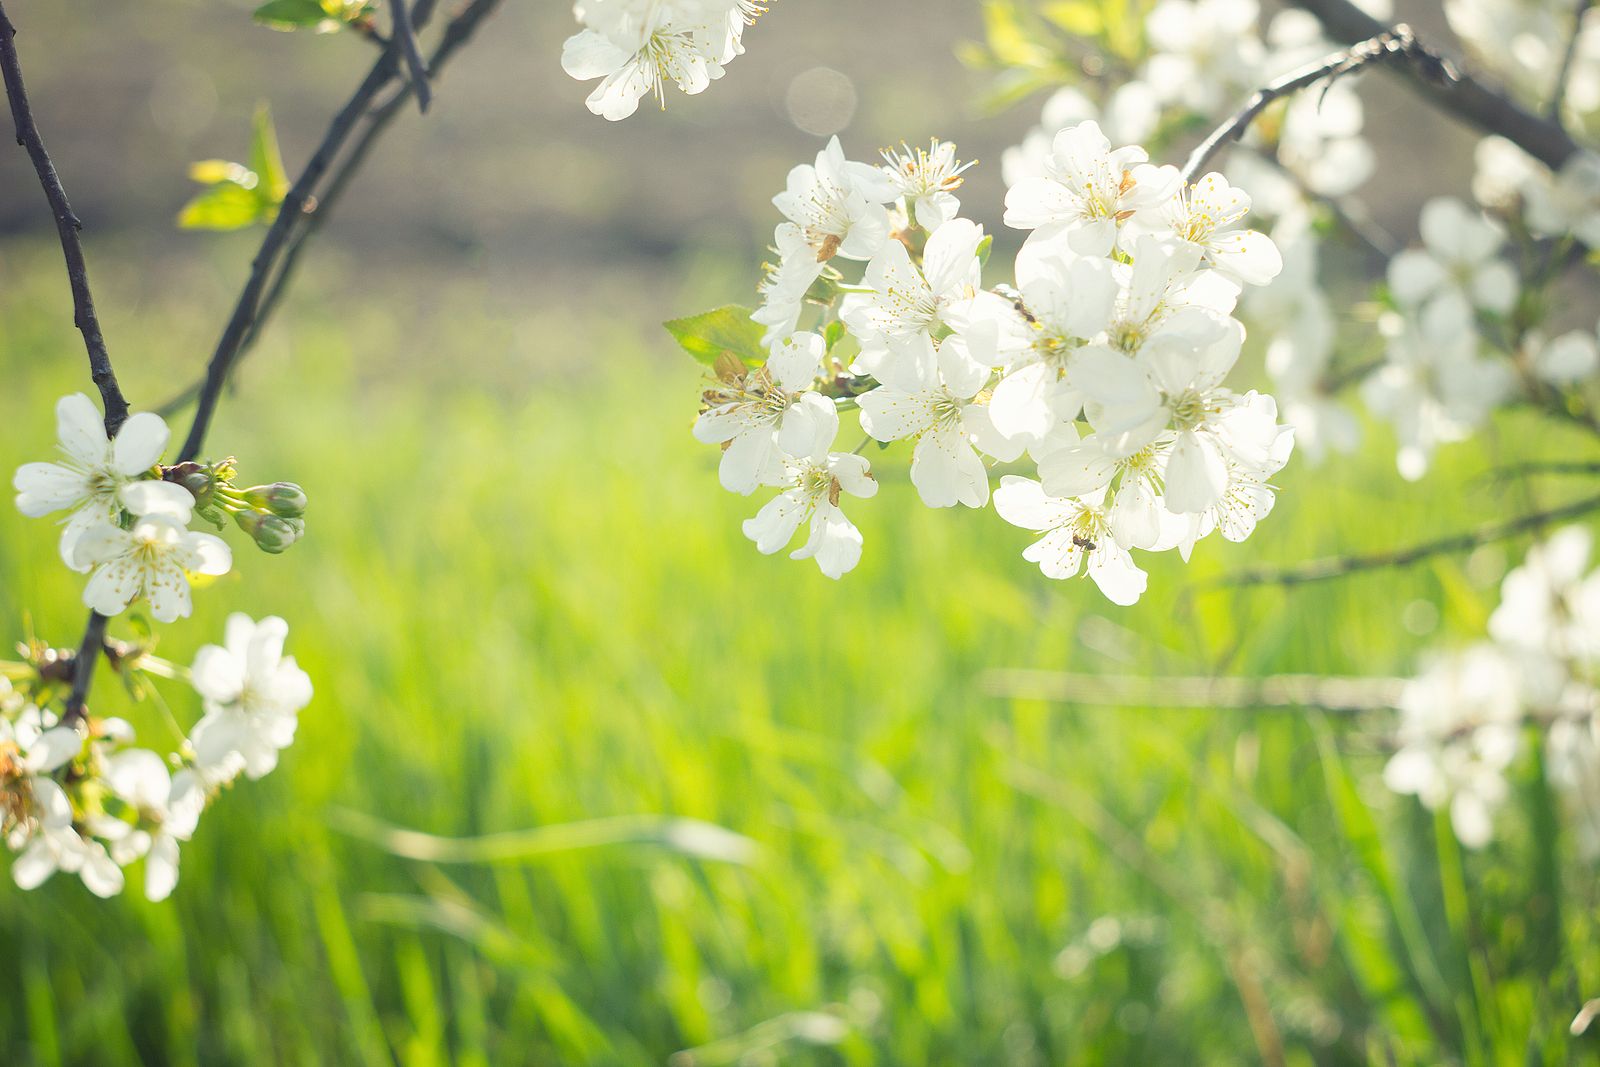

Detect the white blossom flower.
[
  {"left": 1, "top": 713, "right": 122, "bottom": 897},
  {"left": 1526, "top": 323, "right": 1600, "bottom": 387},
  {"left": 1141, "top": 0, "right": 1264, "bottom": 114},
  {"left": 1525, "top": 151, "right": 1600, "bottom": 246},
  {"left": 1384, "top": 644, "right": 1524, "bottom": 848},
  {"left": 880, "top": 139, "right": 975, "bottom": 231},
  {"left": 773, "top": 136, "right": 896, "bottom": 271},
  {"left": 743, "top": 452, "right": 878, "bottom": 578},
  {"left": 74, "top": 487, "right": 231, "bottom": 623},
  {"left": 694, "top": 332, "right": 836, "bottom": 494},
  {"left": 1388, "top": 197, "right": 1516, "bottom": 337},
  {"left": 843, "top": 218, "right": 990, "bottom": 393},
  {"left": 100, "top": 749, "right": 204, "bottom": 902},
  {"left": 1362, "top": 312, "right": 1514, "bottom": 481},
  {"left": 188, "top": 614, "right": 314, "bottom": 783},
  {"left": 1004, "top": 121, "right": 1182, "bottom": 256},
  {"left": 856, "top": 359, "right": 1019, "bottom": 509},
  {"left": 562, "top": 1, "right": 746, "bottom": 121},
  {"left": 13, "top": 393, "right": 174, "bottom": 572},
  {"left": 1131, "top": 172, "right": 1283, "bottom": 288},
  {"left": 984, "top": 250, "right": 1119, "bottom": 447},
  {"left": 992, "top": 477, "right": 1149, "bottom": 604}
]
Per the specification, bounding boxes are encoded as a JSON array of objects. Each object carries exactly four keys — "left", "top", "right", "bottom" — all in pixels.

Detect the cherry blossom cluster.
[
  {"left": 1385, "top": 527, "right": 1600, "bottom": 852},
  {"left": 2, "top": 394, "right": 312, "bottom": 898},
  {"left": 688, "top": 127, "right": 1294, "bottom": 603},
  {"left": 561, "top": 0, "right": 772, "bottom": 120},
  {"left": 998, "top": 0, "right": 1600, "bottom": 484}
]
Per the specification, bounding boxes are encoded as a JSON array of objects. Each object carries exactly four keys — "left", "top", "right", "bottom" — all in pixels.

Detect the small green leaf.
[
  {"left": 664, "top": 306, "right": 768, "bottom": 369},
  {"left": 975, "top": 234, "right": 994, "bottom": 268},
  {"left": 178, "top": 182, "right": 267, "bottom": 231},
  {"left": 823, "top": 319, "right": 847, "bottom": 353},
  {"left": 249, "top": 105, "right": 290, "bottom": 206},
  {"left": 252, "top": 0, "right": 331, "bottom": 29}
]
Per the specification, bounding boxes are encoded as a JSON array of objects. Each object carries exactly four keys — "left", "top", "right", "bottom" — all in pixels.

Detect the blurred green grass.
[{"left": 0, "top": 247, "right": 1596, "bottom": 1065}]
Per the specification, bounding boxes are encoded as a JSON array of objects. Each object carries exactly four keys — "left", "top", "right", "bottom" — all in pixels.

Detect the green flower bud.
[
  {"left": 242, "top": 482, "right": 308, "bottom": 518},
  {"left": 164, "top": 461, "right": 216, "bottom": 508},
  {"left": 234, "top": 511, "right": 305, "bottom": 554}
]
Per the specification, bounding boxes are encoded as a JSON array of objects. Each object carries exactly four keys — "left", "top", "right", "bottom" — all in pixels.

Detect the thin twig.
[
  {"left": 1293, "top": 0, "right": 1580, "bottom": 171},
  {"left": 0, "top": 2, "right": 128, "bottom": 436},
  {"left": 1219, "top": 492, "right": 1600, "bottom": 587},
  {"left": 161, "top": 0, "right": 502, "bottom": 423},
  {"left": 387, "top": 0, "right": 431, "bottom": 113},
  {"left": 1550, "top": 0, "right": 1595, "bottom": 120},
  {"left": 59, "top": 613, "right": 107, "bottom": 727}
]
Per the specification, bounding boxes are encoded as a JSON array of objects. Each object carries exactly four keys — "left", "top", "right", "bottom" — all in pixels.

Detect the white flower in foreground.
[
  {"left": 1003, "top": 121, "right": 1182, "bottom": 256},
  {"left": 773, "top": 136, "right": 896, "bottom": 269},
  {"left": 1132, "top": 172, "right": 1283, "bottom": 288},
  {"left": 1388, "top": 197, "right": 1515, "bottom": 336},
  {"left": 743, "top": 452, "right": 878, "bottom": 578},
  {"left": 992, "top": 478, "right": 1148, "bottom": 605},
  {"left": 694, "top": 332, "right": 835, "bottom": 494},
  {"left": 1384, "top": 644, "right": 1524, "bottom": 848},
  {"left": 880, "top": 139, "right": 975, "bottom": 231},
  {"left": 13, "top": 393, "right": 173, "bottom": 572},
  {"left": 187, "top": 614, "right": 313, "bottom": 783},
  {"left": 562, "top": 2, "right": 741, "bottom": 120},
  {"left": 856, "top": 359, "right": 1020, "bottom": 509},
  {"left": 843, "top": 219, "right": 990, "bottom": 393},
  {"left": 74, "top": 486, "right": 231, "bottom": 624}
]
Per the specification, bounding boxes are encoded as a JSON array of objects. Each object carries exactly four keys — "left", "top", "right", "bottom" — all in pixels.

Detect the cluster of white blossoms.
[
  {"left": 1385, "top": 527, "right": 1600, "bottom": 852},
  {"left": 999, "top": 0, "right": 1600, "bottom": 485},
  {"left": 561, "top": 0, "right": 772, "bottom": 120},
  {"left": 3, "top": 394, "right": 312, "bottom": 898},
  {"left": 687, "top": 125, "right": 1294, "bottom": 602}
]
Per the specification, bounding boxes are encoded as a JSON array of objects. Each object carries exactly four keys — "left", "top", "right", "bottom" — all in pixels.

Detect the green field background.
[{"left": 0, "top": 240, "right": 1595, "bottom": 1063}]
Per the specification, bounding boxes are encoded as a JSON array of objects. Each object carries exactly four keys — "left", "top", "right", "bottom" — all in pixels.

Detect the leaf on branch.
[
  {"left": 252, "top": 0, "right": 373, "bottom": 33},
  {"left": 664, "top": 306, "right": 769, "bottom": 369},
  {"left": 177, "top": 106, "right": 289, "bottom": 231}
]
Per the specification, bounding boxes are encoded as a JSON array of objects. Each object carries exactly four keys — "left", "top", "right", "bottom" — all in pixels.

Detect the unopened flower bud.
[
  {"left": 234, "top": 511, "right": 305, "bottom": 554},
  {"left": 242, "top": 482, "right": 308, "bottom": 518},
  {"left": 164, "top": 462, "right": 216, "bottom": 507}
]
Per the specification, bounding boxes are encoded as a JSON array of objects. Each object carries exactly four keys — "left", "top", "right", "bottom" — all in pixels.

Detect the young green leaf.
[
  {"left": 178, "top": 183, "right": 266, "bottom": 231},
  {"left": 253, "top": 0, "right": 331, "bottom": 30},
  {"left": 250, "top": 105, "right": 291, "bottom": 206},
  {"left": 663, "top": 306, "right": 768, "bottom": 369}
]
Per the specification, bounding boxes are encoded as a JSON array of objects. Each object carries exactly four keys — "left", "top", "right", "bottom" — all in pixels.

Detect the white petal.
[
  {"left": 111, "top": 412, "right": 171, "bottom": 476},
  {"left": 12, "top": 837, "right": 59, "bottom": 890},
  {"left": 145, "top": 834, "right": 180, "bottom": 902},
  {"left": 13, "top": 462, "right": 89, "bottom": 517},
  {"left": 55, "top": 393, "right": 109, "bottom": 467},
  {"left": 119, "top": 479, "right": 194, "bottom": 521}
]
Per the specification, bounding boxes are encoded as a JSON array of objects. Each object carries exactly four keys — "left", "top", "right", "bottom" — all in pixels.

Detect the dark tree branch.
[
  {"left": 0, "top": 1, "right": 130, "bottom": 726},
  {"left": 1219, "top": 492, "right": 1600, "bottom": 588},
  {"left": 1183, "top": 26, "right": 1429, "bottom": 182},
  {"left": 388, "top": 0, "right": 431, "bottom": 113},
  {"left": 1551, "top": 0, "right": 1595, "bottom": 120},
  {"left": 174, "top": 0, "right": 503, "bottom": 452},
  {"left": 1293, "top": 0, "right": 1581, "bottom": 171},
  {"left": 0, "top": 1, "right": 128, "bottom": 437},
  {"left": 158, "top": 0, "right": 502, "bottom": 419}
]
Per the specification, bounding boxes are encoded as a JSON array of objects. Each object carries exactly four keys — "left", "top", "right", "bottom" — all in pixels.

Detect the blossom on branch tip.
[{"left": 74, "top": 488, "right": 232, "bottom": 623}]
